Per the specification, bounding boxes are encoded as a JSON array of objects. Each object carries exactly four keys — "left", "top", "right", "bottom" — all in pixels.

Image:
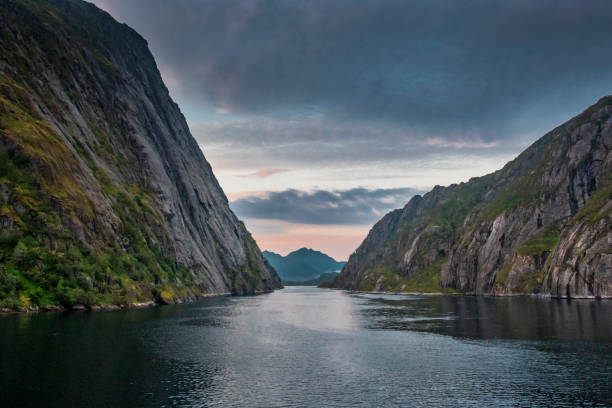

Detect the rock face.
[
  {"left": 329, "top": 96, "right": 612, "bottom": 298},
  {"left": 0, "top": 0, "right": 280, "bottom": 309}
]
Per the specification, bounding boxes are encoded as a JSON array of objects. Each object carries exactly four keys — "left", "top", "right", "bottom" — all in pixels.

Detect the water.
[{"left": 0, "top": 287, "right": 610, "bottom": 407}]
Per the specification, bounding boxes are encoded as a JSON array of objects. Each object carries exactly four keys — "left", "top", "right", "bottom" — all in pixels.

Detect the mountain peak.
[
  {"left": 263, "top": 248, "right": 346, "bottom": 282},
  {"left": 291, "top": 247, "right": 320, "bottom": 255}
]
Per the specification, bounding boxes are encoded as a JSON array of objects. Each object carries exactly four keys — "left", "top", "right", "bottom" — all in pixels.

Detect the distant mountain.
[
  {"left": 263, "top": 248, "right": 346, "bottom": 282},
  {"left": 282, "top": 272, "right": 340, "bottom": 286}
]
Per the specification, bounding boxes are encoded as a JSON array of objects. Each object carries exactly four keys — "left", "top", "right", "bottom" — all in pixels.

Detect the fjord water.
[{"left": 0, "top": 287, "right": 610, "bottom": 407}]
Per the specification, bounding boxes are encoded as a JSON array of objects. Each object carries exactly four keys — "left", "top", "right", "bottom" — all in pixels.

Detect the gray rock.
[
  {"left": 330, "top": 96, "right": 612, "bottom": 298},
  {"left": 0, "top": 0, "right": 281, "bottom": 306}
]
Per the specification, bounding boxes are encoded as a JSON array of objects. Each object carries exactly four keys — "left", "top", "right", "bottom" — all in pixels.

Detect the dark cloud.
[
  {"left": 230, "top": 188, "right": 423, "bottom": 225},
  {"left": 93, "top": 0, "right": 612, "bottom": 143}
]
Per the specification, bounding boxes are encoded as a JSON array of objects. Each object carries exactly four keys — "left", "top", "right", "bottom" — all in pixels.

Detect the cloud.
[
  {"left": 93, "top": 0, "right": 612, "bottom": 195},
  {"left": 93, "top": 0, "right": 612, "bottom": 145},
  {"left": 87, "top": 0, "right": 612, "bottom": 259},
  {"left": 234, "top": 168, "right": 288, "bottom": 178},
  {"left": 192, "top": 117, "right": 519, "bottom": 171},
  {"left": 230, "top": 187, "right": 423, "bottom": 225}
]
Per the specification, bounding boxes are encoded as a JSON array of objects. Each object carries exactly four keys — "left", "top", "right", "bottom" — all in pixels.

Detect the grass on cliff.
[
  {"left": 571, "top": 181, "right": 612, "bottom": 224},
  {"left": 480, "top": 178, "right": 539, "bottom": 221},
  {"left": 357, "top": 260, "right": 457, "bottom": 294},
  {"left": 516, "top": 225, "right": 560, "bottom": 256},
  {"left": 493, "top": 262, "right": 513, "bottom": 291},
  {"left": 0, "top": 76, "right": 95, "bottom": 220},
  {"left": 0, "top": 145, "right": 198, "bottom": 309},
  {"left": 0, "top": 0, "right": 274, "bottom": 309},
  {"left": 0, "top": 78, "right": 199, "bottom": 309},
  {"left": 354, "top": 178, "right": 498, "bottom": 294},
  {"left": 233, "top": 230, "right": 267, "bottom": 295},
  {"left": 0, "top": 210, "right": 198, "bottom": 309},
  {"left": 427, "top": 175, "right": 498, "bottom": 227}
]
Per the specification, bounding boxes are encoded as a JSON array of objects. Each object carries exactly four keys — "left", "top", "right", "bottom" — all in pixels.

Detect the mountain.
[
  {"left": 328, "top": 96, "right": 612, "bottom": 298},
  {"left": 0, "top": 0, "right": 281, "bottom": 310},
  {"left": 263, "top": 248, "right": 346, "bottom": 282},
  {"left": 282, "top": 272, "right": 340, "bottom": 286}
]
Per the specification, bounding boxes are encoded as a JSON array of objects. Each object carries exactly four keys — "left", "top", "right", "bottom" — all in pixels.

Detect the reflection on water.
[
  {"left": 0, "top": 287, "right": 610, "bottom": 407},
  {"left": 355, "top": 293, "right": 612, "bottom": 342}
]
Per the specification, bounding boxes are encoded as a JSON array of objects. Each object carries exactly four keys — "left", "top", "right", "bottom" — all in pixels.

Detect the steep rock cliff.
[
  {"left": 329, "top": 96, "right": 612, "bottom": 298},
  {"left": 0, "top": 0, "right": 280, "bottom": 309}
]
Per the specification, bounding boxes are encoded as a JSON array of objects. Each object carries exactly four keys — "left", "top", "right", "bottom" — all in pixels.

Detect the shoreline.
[
  {"left": 0, "top": 289, "right": 279, "bottom": 315},
  {"left": 319, "top": 287, "right": 611, "bottom": 300}
]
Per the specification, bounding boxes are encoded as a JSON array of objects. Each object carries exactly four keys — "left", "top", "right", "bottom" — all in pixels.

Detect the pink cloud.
[{"left": 234, "top": 168, "right": 288, "bottom": 178}]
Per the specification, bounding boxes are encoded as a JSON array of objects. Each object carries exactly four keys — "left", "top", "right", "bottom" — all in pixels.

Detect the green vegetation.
[
  {"left": 517, "top": 268, "right": 547, "bottom": 294},
  {"left": 480, "top": 179, "right": 539, "bottom": 221},
  {"left": 492, "top": 259, "right": 548, "bottom": 294},
  {"left": 403, "top": 260, "right": 457, "bottom": 294},
  {"left": 0, "top": 233, "right": 193, "bottom": 309},
  {"left": 287, "top": 272, "right": 339, "bottom": 286},
  {"left": 427, "top": 175, "right": 498, "bottom": 226},
  {"left": 571, "top": 181, "right": 612, "bottom": 224},
  {"left": 0, "top": 0, "right": 276, "bottom": 310},
  {"left": 0, "top": 76, "right": 94, "bottom": 220},
  {"left": 354, "top": 178, "right": 501, "bottom": 294},
  {"left": 385, "top": 176, "right": 498, "bottom": 250},
  {"left": 0, "top": 75, "right": 199, "bottom": 310},
  {"left": 0, "top": 179, "right": 199, "bottom": 309},
  {"left": 365, "top": 178, "right": 501, "bottom": 293},
  {"left": 517, "top": 226, "right": 560, "bottom": 256},
  {"left": 493, "top": 262, "right": 512, "bottom": 290},
  {"left": 357, "top": 260, "right": 457, "bottom": 294},
  {"left": 235, "top": 231, "right": 265, "bottom": 294}
]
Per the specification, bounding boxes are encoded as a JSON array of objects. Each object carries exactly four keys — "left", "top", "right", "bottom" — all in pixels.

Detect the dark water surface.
[{"left": 1, "top": 287, "right": 611, "bottom": 407}]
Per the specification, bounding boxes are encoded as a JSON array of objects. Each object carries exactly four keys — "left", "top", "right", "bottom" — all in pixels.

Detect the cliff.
[
  {"left": 0, "top": 0, "right": 280, "bottom": 310},
  {"left": 329, "top": 96, "right": 612, "bottom": 298}
]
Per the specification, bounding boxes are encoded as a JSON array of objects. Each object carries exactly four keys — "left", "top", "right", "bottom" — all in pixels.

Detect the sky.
[{"left": 91, "top": 0, "right": 612, "bottom": 260}]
